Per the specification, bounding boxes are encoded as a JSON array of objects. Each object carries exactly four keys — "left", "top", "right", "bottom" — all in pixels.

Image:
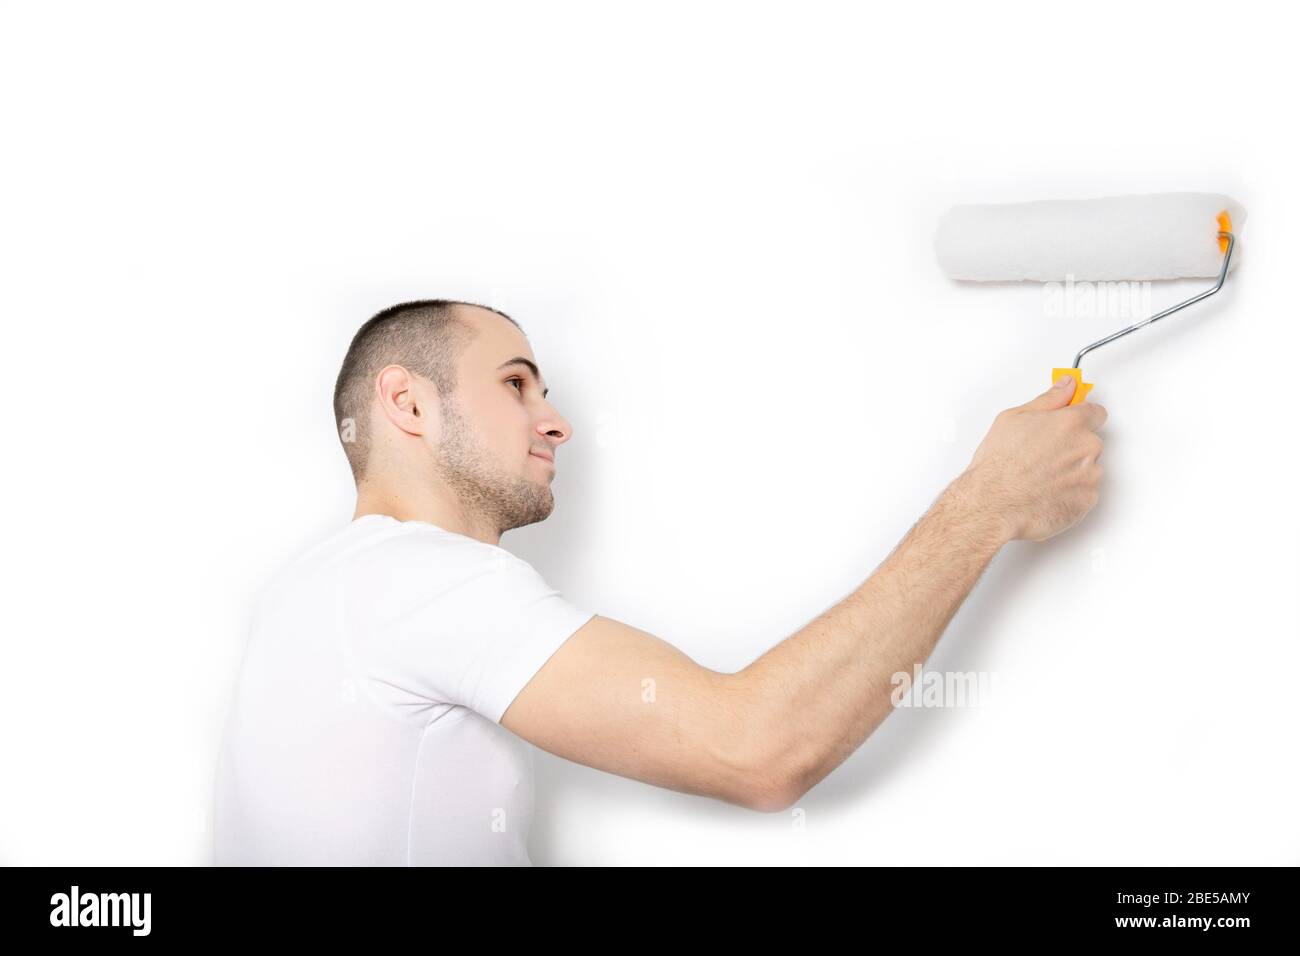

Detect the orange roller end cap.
[{"left": 1217, "top": 211, "right": 1233, "bottom": 254}]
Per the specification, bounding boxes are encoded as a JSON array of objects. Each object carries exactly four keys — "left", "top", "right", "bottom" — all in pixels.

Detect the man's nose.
[{"left": 536, "top": 407, "right": 572, "bottom": 446}]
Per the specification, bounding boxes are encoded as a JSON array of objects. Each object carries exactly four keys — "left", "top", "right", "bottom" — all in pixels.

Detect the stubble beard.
[{"left": 432, "top": 399, "right": 555, "bottom": 535}]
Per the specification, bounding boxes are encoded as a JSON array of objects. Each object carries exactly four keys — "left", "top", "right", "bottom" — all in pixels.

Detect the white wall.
[{"left": 2, "top": 0, "right": 1296, "bottom": 865}]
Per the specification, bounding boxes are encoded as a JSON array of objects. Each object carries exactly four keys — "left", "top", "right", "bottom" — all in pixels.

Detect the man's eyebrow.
[{"left": 497, "top": 357, "right": 549, "bottom": 398}]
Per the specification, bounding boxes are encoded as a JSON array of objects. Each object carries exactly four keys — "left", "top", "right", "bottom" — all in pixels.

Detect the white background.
[{"left": 2, "top": 1, "right": 1296, "bottom": 865}]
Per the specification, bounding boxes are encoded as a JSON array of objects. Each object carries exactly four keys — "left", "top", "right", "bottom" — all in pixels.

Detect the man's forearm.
[{"left": 731, "top": 467, "right": 1012, "bottom": 805}]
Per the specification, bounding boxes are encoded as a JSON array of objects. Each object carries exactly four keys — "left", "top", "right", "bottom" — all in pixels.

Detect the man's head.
[{"left": 332, "top": 299, "right": 572, "bottom": 535}]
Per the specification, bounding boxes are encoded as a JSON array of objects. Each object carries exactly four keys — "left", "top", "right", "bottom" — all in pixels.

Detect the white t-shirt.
[{"left": 213, "top": 513, "right": 595, "bottom": 866}]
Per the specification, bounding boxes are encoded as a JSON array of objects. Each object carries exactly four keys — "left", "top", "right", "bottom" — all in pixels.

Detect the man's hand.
[{"left": 962, "top": 375, "right": 1107, "bottom": 542}]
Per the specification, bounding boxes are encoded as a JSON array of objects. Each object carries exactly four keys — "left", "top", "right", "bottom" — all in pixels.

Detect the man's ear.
[{"left": 374, "top": 365, "right": 431, "bottom": 438}]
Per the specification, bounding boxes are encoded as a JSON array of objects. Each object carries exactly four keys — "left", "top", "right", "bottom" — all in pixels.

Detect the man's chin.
[{"left": 509, "top": 488, "right": 555, "bottom": 529}]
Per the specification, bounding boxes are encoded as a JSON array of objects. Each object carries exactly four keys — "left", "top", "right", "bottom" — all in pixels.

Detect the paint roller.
[{"left": 935, "top": 192, "right": 1245, "bottom": 403}]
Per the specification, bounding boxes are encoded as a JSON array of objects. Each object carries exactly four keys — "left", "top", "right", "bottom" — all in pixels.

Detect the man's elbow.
[
  {"left": 741, "top": 775, "right": 802, "bottom": 813},
  {"left": 731, "top": 738, "right": 805, "bottom": 813},
  {"left": 732, "top": 735, "right": 807, "bottom": 811},
  {"left": 704, "top": 740, "right": 799, "bottom": 812},
  {"left": 713, "top": 673, "right": 806, "bottom": 813}
]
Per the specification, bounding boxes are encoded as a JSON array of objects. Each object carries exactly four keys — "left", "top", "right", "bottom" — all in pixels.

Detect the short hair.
[{"left": 332, "top": 299, "right": 520, "bottom": 481}]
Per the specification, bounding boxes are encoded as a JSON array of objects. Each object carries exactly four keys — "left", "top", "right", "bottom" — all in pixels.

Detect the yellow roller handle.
[{"left": 1052, "top": 367, "right": 1093, "bottom": 405}]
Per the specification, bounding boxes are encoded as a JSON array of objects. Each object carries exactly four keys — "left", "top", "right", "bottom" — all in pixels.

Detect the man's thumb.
[{"left": 1027, "top": 373, "right": 1077, "bottom": 409}]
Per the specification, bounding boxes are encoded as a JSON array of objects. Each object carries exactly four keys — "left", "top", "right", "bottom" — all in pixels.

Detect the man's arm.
[
  {"left": 502, "top": 473, "right": 1005, "bottom": 812},
  {"left": 502, "top": 375, "right": 1106, "bottom": 811},
  {"left": 727, "top": 466, "right": 1010, "bottom": 808},
  {"left": 500, "top": 614, "right": 765, "bottom": 807}
]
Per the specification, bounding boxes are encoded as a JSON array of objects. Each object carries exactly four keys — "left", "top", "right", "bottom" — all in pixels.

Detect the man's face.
[{"left": 426, "top": 307, "right": 573, "bottom": 534}]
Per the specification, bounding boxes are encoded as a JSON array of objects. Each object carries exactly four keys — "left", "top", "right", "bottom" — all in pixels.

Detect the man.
[{"left": 213, "top": 298, "right": 1105, "bottom": 865}]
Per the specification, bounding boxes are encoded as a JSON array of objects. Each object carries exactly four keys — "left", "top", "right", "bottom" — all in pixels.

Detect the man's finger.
[
  {"left": 1024, "top": 374, "right": 1077, "bottom": 410},
  {"left": 1075, "top": 401, "right": 1108, "bottom": 431}
]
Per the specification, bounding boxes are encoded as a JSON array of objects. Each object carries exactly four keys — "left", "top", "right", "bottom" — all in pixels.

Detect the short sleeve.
[{"left": 363, "top": 542, "right": 596, "bottom": 724}]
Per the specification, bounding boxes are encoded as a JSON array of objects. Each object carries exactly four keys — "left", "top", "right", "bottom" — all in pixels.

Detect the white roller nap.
[{"left": 935, "top": 192, "right": 1245, "bottom": 282}]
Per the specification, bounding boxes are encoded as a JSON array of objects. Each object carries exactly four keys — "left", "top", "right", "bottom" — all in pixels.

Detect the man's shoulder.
[
  {"left": 255, "top": 519, "right": 535, "bottom": 625},
  {"left": 360, "top": 521, "right": 519, "bottom": 574},
  {"left": 335, "top": 522, "right": 535, "bottom": 616}
]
